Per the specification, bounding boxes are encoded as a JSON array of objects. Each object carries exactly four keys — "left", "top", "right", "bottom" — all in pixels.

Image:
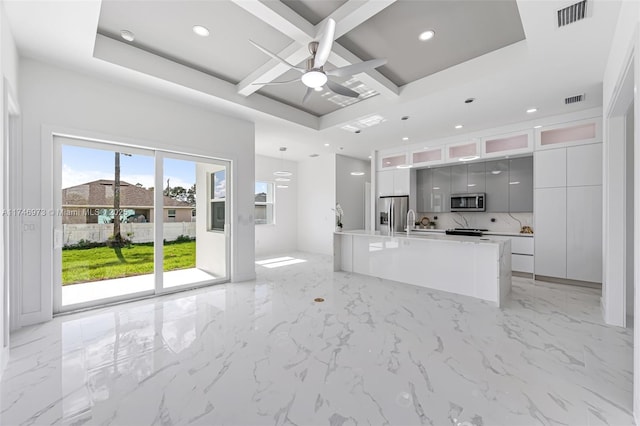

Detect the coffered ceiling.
[{"left": 3, "top": 0, "right": 623, "bottom": 161}]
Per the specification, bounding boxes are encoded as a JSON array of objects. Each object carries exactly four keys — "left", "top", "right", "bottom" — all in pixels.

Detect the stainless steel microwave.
[{"left": 451, "top": 193, "right": 485, "bottom": 212}]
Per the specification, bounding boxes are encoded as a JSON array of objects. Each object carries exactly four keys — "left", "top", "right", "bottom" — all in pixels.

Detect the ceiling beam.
[{"left": 233, "top": 0, "right": 399, "bottom": 98}]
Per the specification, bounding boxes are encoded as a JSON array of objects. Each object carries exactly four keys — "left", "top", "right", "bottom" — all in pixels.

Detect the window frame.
[
  {"left": 254, "top": 181, "right": 275, "bottom": 225},
  {"left": 208, "top": 169, "right": 226, "bottom": 232}
]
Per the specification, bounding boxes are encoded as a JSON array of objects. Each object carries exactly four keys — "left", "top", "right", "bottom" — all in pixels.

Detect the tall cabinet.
[{"left": 534, "top": 142, "right": 602, "bottom": 283}]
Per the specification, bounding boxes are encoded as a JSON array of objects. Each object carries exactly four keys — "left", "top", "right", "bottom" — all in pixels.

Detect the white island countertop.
[
  {"left": 335, "top": 229, "right": 510, "bottom": 245},
  {"left": 334, "top": 229, "right": 512, "bottom": 307}
]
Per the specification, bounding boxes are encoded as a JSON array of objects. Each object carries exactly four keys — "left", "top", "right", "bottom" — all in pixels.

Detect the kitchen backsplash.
[{"left": 416, "top": 212, "right": 534, "bottom": 233}]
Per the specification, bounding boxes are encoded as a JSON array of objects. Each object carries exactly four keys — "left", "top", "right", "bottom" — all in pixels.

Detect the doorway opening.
[{"left": 53, "top": 136, "right": 230, "bottom": 313}]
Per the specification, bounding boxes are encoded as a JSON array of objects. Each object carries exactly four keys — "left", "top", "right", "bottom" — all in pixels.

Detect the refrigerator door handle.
[{"left": 389, "top": 199, "right": 394, "bottom": 236}]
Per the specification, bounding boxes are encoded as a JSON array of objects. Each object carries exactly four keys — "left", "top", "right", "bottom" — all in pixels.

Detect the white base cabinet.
[
  {"left": 535, "top": 187, "right": 567, "bottom": 278},
  {"left": 567, "top": 185, "right": 602, "bottom": 282},
  {"left": 533, "top": 142, "right": 602, "bottom": 283}
]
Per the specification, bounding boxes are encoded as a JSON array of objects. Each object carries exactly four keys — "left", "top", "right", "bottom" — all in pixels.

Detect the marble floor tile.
[{"left": 0, "top": 253, "right": 635, "bottom": 426}]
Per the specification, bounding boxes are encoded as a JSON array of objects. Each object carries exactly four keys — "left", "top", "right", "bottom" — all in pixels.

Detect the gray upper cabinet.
[
  {"left": 432, "top": 166, "right": 451, "bottom": 212},
  {"left": 450, "top": 165, "right": 467, "bottom": 194},
  {"left": 416, "top": 168, "right": 433, "bottom": 212},
  {"left": 484, "top": 160, "right": 509, "bottom": 212},
  {"left": 467, "top": 162, "right": 486, "bottom": 193},
  {"left": 414, "top": 156, "right": 532, "bottom": 213},
  {"left": 509, "top": 157, "right": 534, "bottom": 212}
]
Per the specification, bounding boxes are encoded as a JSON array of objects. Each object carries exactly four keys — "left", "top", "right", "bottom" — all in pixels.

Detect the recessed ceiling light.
[
  {"left": 192, "top": 25, "right": 210, "bottom": 37},
  {"left": 509, "top": 181, "right": 520, "bottom": 185},
  {"left": 275, "top": 177, "right": 290, "bottom": 182},
  {"left": 455, "top": 124, "right": 463, "bottom": 129},
  {"left": 418, "top": 30, "right": 435, "bottom": 41},
  {"left": 350, "top": 172, "right": 365, "bottom": 176},
  {"left": 526, "top": 108, "right": 538, "bottom": 113},
  {"left": 491, "top": 170, "right": 502, "bottom": 175},
  {"left": 120, "top": 30, "right": 135, "bottom": 42},
  {"left": 459, "top": 155, "right": 479, "bottom": 162},
  {"left": 397, "top": 164, "right": 413, "bottom": 169},
  {"left": 534, "top": 125, "right": 542, "bottom": 129},
  {"left": 432, "top": 186, "right": 440, "bottom": 190},
  {"left": 368, "top": 155, "right": 372, "bottom": 159},
  {"left": 467, "top": 183, "right": 476, "bottom": 187},
  {"left": 324, "top": 143, "right": 330, "bottom": 147},
  {"left": 273, "top": 171, "right": 293, "bottom": 177},
  {"left": 402, "top": 137, "right": 409, "bottom": 141},
  {"left": 277, "top": 185, "right": 289, "bottom": 189},
  {"left": 314, "top": 86, "right": 323, "bottom": 92}
]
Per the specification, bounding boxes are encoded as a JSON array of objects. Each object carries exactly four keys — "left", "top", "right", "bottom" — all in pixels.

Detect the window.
[
  {"left": 254, "top": 181, "right": 274, "bottom": 225},
  {"left": 209, "top": 169, "right": 225, "bottom": 231},
  {"left": 167, "top": 209, "right": 176, "bottom": 222}
]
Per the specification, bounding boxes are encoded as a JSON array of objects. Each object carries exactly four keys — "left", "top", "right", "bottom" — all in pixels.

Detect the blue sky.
[{"left": 62, "top": 145, "right": 196, "bottom": 190}]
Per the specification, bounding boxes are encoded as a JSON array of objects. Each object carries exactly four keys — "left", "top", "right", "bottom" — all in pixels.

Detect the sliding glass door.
[
  {"left": 53, "top": 137, "right": 230, "bottom": 313},
  {"left": 158, "top": 154, "right": 229, "bottom": 293}
]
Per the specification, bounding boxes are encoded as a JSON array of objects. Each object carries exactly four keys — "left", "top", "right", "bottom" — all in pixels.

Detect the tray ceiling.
[{"left": 96, "top": 0, "right": 526, "bottom": 116}]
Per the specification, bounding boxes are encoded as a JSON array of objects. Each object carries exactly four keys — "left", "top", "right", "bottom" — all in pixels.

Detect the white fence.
[{"left": 63, "top": 223, "right": 196, "bottom": 246}]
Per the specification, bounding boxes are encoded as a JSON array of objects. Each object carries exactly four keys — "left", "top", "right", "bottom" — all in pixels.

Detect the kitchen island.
[{"left": 334, "top": 230, "right": 512, "bottom": 307}]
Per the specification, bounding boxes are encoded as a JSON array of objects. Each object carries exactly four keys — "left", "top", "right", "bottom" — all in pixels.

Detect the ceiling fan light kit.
[
  {"left": 301, "top": 70, "right": 327, "bottom": 88},
  {"left": 249, "top": 18, "right": 386, "bottom": 103}
]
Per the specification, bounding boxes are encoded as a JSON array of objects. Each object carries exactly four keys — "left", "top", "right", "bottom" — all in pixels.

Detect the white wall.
[
  {"left": 18, "top": 58, "right": 256, "bottom": 327},
  {"left": 255, "top": 155, "right": 297, "bottom": 257},
  {"left": 601, "top": 2, "right": 640, "bottom": 422},
  {"left": 336, "top": 154, "right": 370, "bottom": 230},
  {"left": 0, "top": 0, "right": 19, "bottom": 377},
  {"left": 297, "top": 154, "right": 335, "bottom": 255}
]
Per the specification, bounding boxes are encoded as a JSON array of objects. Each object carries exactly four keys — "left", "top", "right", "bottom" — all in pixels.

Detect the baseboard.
[
  {"left": 534, "top": 275, "right": 602, "bottom": 289},
  {"left": 513, "top": 271, "right": 534, "bottom": 279}
]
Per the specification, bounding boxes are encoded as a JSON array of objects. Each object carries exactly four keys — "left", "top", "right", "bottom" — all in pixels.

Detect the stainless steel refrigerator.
[{"left": 378, "top": 195, "right": 409, "bottom": 235}]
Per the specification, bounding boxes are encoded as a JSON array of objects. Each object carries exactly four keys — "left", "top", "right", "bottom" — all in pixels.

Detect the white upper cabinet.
[
  {"left": 534, "top": 148, "right": 566, "bottom": 188},
  {"left": 567, "top": 143, "right": 602, "bottom": 187},
  {"left": 481, "top": 130, "right": 533, "bottom": 159},
  {"left": 535, "top": 118, "right": 602, "bottom": 150},
  {"left": 377, "top": 169, "right": 410, "bottom": 196},
  {"left": 380, "top": 153, "right": 407, "bottom": 169},
  {"left": 394, "top": 168, "right": 410, "bottom": 195},
  {"left": 377, "top": 170, "right": 394, "bottom": 196},
  {"left": 412, "top": 147, "right": 444, "bottom": 167},
  {"left": 445, "top": 140, "right": 480, "bottom": 162}
]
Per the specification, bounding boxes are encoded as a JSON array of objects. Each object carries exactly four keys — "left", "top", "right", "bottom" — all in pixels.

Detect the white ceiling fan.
[{"left": 249, "top": 18, "right": 387, "bottom": 103}]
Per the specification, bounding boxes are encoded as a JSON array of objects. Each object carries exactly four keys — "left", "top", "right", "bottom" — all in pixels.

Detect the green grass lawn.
[{"left": 62, "top": 241, "right": 195, "bottom": 285}]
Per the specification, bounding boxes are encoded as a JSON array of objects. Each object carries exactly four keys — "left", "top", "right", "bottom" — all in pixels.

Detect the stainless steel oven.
[{"left": 450, "top": 193, "right": 485, "bottom": 212}]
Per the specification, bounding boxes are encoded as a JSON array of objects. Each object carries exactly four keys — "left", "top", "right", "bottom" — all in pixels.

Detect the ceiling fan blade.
[
  {"left": 326, "top": 59, "right": 387, "bottom": 77},
  {"left": 251, "top": 78, "right": 300, "bottom": 86},
  {"left": 302, "top": 87, "right": 314, "bottom": 104},
  {"left": 327, "top": 79, "right": 359, "bottom": 98},
  {"left": 313, "top": 18, "right": 335, "bottom": 68},
  {"left": 249, "top": 40, "right": 305, "bottom": 72}
]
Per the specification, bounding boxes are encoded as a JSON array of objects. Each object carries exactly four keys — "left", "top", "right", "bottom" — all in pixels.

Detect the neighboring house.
[{"left": 62, "top": 179, "right": 193, "bottom": 224}]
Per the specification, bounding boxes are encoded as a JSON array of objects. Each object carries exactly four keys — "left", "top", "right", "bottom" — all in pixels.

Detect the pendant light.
[{"left": 274, "top": 147, "right": 292, "bottom": 188}]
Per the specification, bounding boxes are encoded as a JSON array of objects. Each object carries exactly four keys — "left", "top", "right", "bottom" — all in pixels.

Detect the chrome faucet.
[{"left": 407, "top": 209, "right": 416, "bottom": 236}]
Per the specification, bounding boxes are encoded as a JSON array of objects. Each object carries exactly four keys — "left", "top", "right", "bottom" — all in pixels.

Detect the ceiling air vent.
[
  {"left": 565, "top": 94, "right": 585, "bottom": 104},
  {"left": 557, "top": 0, "right": 588, "bottom": 27},
  {"left": 309, "top": 154, "right": 319, "bottom": 157}
]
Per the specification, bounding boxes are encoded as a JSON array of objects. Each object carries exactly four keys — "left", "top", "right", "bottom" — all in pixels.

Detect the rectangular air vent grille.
[
  {"left": 557, "top": 0, "right": 587, "bottom": 27},
  {"left": 565, "top": 94, "right": 585, "bottom": 104}
]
